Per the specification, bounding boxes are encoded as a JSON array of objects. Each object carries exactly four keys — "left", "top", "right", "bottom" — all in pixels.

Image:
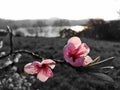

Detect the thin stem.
[
  {"left": 53, "top": 59, "right": 66, "bottom": 63},
  {"left": 93, "top": 56, "right": 101, "bottom": 62},
  {"left": 101, "top": 66, "right": 114, "bottom": 69},
  {"left": 13, "top": 50, "right": 43, "bottom": 59},
  {"left": 0, "top": 26, "right": 14, "bottom": 59},
  {"left": 7, "top": 26, "right": 13, "bottom": 54},
  {"left": 0, "top": 53, "right": 10, "bottom": 59},
  {"left": 88, "top": 57, "right": 115, "bottom": 66}
]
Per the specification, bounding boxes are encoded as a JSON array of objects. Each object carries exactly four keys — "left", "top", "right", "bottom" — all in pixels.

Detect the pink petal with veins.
[
  {"left": 63, "top": 45, "right": 72, "bottom": 62},
  {"left": 24, "top": 62, "right": 39, "bottom": 74},
  {"left": 82, "top": 56, "right": 93, "bottom": 66},
  {"left": 77, "top": 43, "right": 90, "bottom": 57},
  {"left": 69, "top": 57, "right": 84, "bottom": 67},
  {"left": 68, "top": 36, "right": 81, "bottom": 48},
  {"left": 37, "top": 67, "right": 53, "bottom": 82}
]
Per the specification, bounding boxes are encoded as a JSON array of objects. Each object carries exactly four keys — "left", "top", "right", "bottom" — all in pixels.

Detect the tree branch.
[{"left": 7, "top": 26, "right": 13, "bottom": 54}]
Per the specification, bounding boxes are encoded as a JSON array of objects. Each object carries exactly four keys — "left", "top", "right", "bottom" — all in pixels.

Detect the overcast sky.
[{"left": 0, "top": 0, "right": 120, "bottom": 20}]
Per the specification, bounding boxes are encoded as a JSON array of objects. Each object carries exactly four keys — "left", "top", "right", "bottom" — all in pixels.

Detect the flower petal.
[
  {"left": 63, "top": 45, "right": 72, "bottom": 62},
  {"left": 37, "top": 70, "right": 49, "bottom": 82},
  {"left": 66, "top": 38, "right": 81, "bottom": 52},
  {"left": 37, "top": 67, "right": 53, "bottom": 82},
  {"left": 64, "top": 37, "right": 82, "bottom": 55},
  {"left": 24, "top": 61, "right": 41, "bottom": 74},
  {"left": 68, "top": 36, "right": 81, "bottom": 47},
  {"left": 69, "top": 57, "right": 84, "bottom": 67},
  {"left": 67, "top": 43, "right": 77, "bottom": 53},
  {"left": 77, "top": 43, "right": 90, "bottom": 57},
  {"left": 41, "top": 59, "right": 56, "bottom": 69},
  {"left": 82, "top": 56, "right": 93, "bottom": 66}
]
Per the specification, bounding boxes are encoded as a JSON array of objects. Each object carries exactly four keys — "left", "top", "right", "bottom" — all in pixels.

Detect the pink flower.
[
  {"left": 24, "top": 59, "right": 56, "bottom": 82},
  {"left": 63, "top": 36, "right": 93, "bottom": 67}
]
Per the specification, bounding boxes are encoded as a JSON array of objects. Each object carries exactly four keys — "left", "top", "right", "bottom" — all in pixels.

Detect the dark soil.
[{"left": 0, "top": 36, "right": 120, "bottom": 90}]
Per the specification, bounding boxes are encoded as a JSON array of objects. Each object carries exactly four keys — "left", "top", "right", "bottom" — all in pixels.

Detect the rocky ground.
[{"left": 0, "top": 36, "right": 120, "bottom": 90}]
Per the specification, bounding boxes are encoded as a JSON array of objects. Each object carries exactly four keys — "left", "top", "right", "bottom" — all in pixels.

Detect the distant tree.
[
  {"left": 0, "top": 29, "right": 8, "bottom": 36},
  {"left": 33, "top": 20, "right": 47, "bottom": 27},
  {"left": 0, "top": 19, "right": 8, "bottom": 29},
  {"left": 33, "top": 20, "right": 47, "bottom": 37},
  {"left": 11, "top": 24, "right": 18, "bottom": 29},
  {"left": 86, "top": 19, "right": 110, "bottom": 39},
  {"left": 52, "top": 19, "right": 70, "bottom": 26},
  {"left": 15, "top": 31, "right": 24, "bottom": 37},
  {"left": 108, "top": 20, "right": 120, "bottom": 40},
  {"left": 59, "top": 28, "right": 77, "bottom": 38},
  {"left": 87, "top": 19, "right": 106, "bottom": 30}
]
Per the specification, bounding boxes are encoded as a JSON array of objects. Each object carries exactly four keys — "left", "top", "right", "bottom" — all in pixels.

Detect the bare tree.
[
  {"left": 33, "top": 20, "right": 47, "bottom": 37},
  {"left": 52, "top": 19, "right": 70, "bottom": 26}
]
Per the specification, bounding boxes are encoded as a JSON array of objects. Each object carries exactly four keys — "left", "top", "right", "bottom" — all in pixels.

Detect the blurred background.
[{"left": 1, "top": 0, "right": 120, "bottom": 90}]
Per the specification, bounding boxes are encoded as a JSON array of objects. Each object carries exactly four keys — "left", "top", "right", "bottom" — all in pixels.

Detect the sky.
[{"left": 0, "top": 0, "right": 120, "bottom": 20}]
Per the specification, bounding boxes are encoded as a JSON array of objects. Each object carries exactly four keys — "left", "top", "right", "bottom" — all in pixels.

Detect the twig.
[
  {"left": 13, "top": 50, "right": 43, "bottom": 59},
  {"left": 88, "top": 57, "right": 115, "bottom": 66},
  {"left": 0, "top": 26, "right": 14, "bottom": 59},
  {"left": 7, "top": 26, "right": 13, "bottom": 54}
]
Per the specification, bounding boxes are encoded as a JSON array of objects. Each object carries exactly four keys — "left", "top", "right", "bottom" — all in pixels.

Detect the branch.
[{"left": 7, "top": 26, "right": 13, "bottom": 54}]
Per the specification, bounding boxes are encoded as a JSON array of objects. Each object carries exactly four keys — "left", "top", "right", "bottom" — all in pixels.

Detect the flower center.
[
  {"left": 42, "top": 64, "right": 48, "bottom": 68},
  {"left": 69, "top": 54, "right": 78, "bottom": 62},
  {"left": 69, "top": 48, "right": 80, "bottom": 62}
]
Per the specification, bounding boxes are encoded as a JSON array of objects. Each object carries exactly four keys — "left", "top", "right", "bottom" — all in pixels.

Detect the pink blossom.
[
  {"left": 63, "top": 36, "right": 93, "bottom": 67},
  {"left": 24, "top": 59, "right": 56, "bottom": 82}
]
